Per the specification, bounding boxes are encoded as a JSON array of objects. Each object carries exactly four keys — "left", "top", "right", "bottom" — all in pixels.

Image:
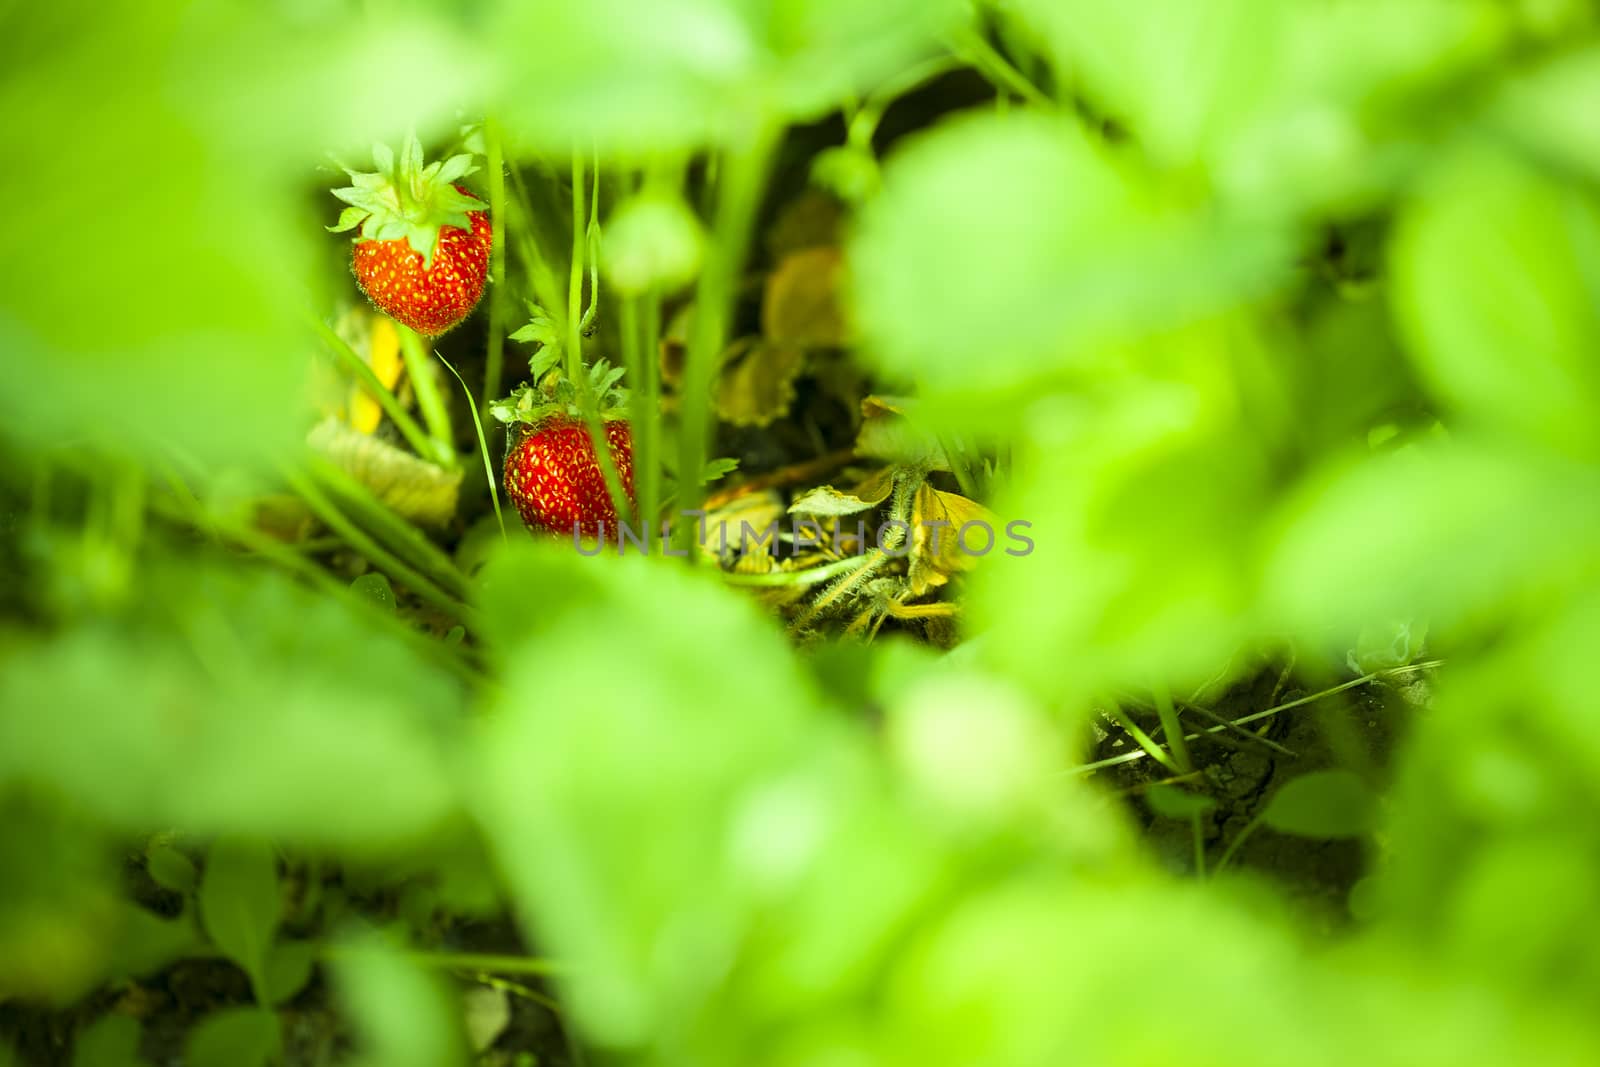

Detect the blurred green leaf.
[
  {"left": 462, "top": 985, "right": 512, "bottom": 1053},
  {"left": 968, "top": 321, "right": 1277, "bottom": 703},
  {"left": 333, "top": 935, "right": 467, "bottom": 1067},
  {"left": 886, "top": 672, "right": 1062, "bottom": 824},
  {"left": 105, "top": 902, "right": 204, "bottom": 983},
  {"left": 850, "top": 112, "right": 1291, "bottom": 432},
  {"left": 264, "top": 939, "right": 318, "bottom": 1006},
  {"left": 1392, "top": 148, "right": 1600, "bottom": 456},
  {"left": 1491, "top": 45, "right": 1600, "bottom": 184},
  {"left": 72, "top": 1015, "right": 146, "bottom": 1067},
  {"left": 185, "top": 1008, "right": 280, "bottom": 1067},
  {"left": 199, "top": 837, "right": 281, "bottom": 1001},
  {"left": 0, "top": 558, "right": 462, "bottom": 849},
  {"left": 1372, "top": 588, "right": 1600, "bottom": 987},
  {"left": 883, "top": 876, "right": 1600, "bottom": 1066},
  {"left": 1260, "top": 770, "right": 1374, "bottom": 838},
  {"left": 0, "top": 796, "right": 119, "bottom": 1004},
  {"left": 1013, "top": 0, "right": 1507, "bottom": 207},
  {"left": 1440, "top": 836, "right": 1600, "bottom": 991},
  {"left": 1146, "top": 783, "right": 1217, "bottom": 820},
  {"left": 1264, "top": 437, "right": 1600, "bottom": 640},
  {"left": 0, "top": 8, "right": 305, "bottom": 466},
  {"left": 145, "top": 841, "right": 198, "bottom": 895},
  {"left": 474, "top": 542, "right": 826, "bottom": 1047},
  {"left": 486, "top": 0, "right": 956, "bottom": 153}
]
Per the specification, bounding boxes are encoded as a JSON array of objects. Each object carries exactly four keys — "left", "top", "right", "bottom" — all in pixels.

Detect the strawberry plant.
[{"left": 4, "top": 1, "right": 1600, "bottom": 1066}]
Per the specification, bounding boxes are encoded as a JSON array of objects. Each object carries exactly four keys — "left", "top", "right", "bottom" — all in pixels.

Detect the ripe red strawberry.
[
  {"left": 330, "top": 135, "right": 492, "bottom": 337},
  {"left": 505, "top": 416, "right": 635, "bottom": 537}
]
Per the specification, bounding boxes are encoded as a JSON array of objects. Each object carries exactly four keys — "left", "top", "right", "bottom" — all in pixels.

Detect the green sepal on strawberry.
[
  {"left": 329, "top": 133, "right": 491, "bottom": 338},
  {"left": 493, "top": 360, "right": 635, "bottom": 538}
]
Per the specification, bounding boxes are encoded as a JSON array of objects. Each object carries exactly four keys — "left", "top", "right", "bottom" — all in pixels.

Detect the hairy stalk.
[
  {"left": 721, "top": 553, "right": 872, "bottom": 588},
  {"left": 397, "top": 324, "right": 455, "bottom": 465},
  {"left": 481, "top": 116, "right": 509, "bottom": 424},
  {"left": 566, "top": 148, "right": 634, "bottom": 525}
]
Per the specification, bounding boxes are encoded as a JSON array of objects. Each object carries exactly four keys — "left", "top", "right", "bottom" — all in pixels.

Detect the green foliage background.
[{"left": 4, "top": 0, "right": 1600, "bottom": 1063}]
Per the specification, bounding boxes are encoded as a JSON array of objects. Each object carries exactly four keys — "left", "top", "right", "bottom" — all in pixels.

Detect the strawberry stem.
[
  {"left": 567, "top": 146, "right": 634, "bottom": 526},
  {"left": 435, "top": 351, "right": 509, "bottom": 544},
  {"left": 397, "top": 324, "right": 457, "bottom": 469},
  {"left": 482, "top": 117, "right": 509, "bottom": 428},
  {"left": 566, "top": 147, "right": 585, "bottom": 384},
  {"left": 619, "top": 287, "right": 657, "bottom": 526},
  {"left": 675, "top": 118, "right": 783, "bottom": 556}
]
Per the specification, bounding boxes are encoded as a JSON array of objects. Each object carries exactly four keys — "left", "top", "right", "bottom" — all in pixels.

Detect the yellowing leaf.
[
  {"left": 856, "top": 397, "right": 950, "bottom": 471},
  {"left": 789, "top": 467, "right": 895, "bottom": 517},
  {"left": 307, "top": 418, "right": 463, "bottom": 526},
  {"left": 715, "top": 338, "right": 807, "bottom": 427},
  {"left": 763, "top": 246, "right": 849, "bottom": 347},
  {"left": 908, "top": 484, "right": 993, "bottom": 597}
]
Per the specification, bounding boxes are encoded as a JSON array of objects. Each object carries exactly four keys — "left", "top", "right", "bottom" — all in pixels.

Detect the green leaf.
[
  {"left": 462, "top": 985, "right": 512, "bottom": 1053},
  {"left": 1491, "top": 45, "right": 1600, "bottom": 184},
  {"left": 0, "top": 796, "right": 120, "bottom": 1003},
  {"left": 850, "top": 112, "right": 1290, "bottom": 433},
  {"left": 472, "top": 543, "right": 828, "bottom": 1045},
  {"left": 435, "top": 153, "right": 477, "bottom": 184},
  {"left": 1392, "top": 148, "right": 1600, "bottom": 456},
  {"left": 264, "top": 939, "right": 318, "bottom": 1005},
  {"left": 333, "top": 936, "right": 466, "bottom": 1067},
  {"left": 1013, "top": 0, "right": 1507, "bottom": 206},
  {"left": 72, "top": 1014, "right": 146, "bottom": 1067},
  {"left": 700, "top": 457, "right": 740, "bottom": 485},
  {"left": 146, "top": 841, "right": 198, "bottom": 894},
  {"left": 198, "top": 837, "right": 281, "bottom": 1001},
  {"left": 1260, "top": 771, "right": 1375, "bottom": 838},
  {"left": 185, "top": 1008, "right": 280, "bottom": 1067},
  {"left": 1264, "top": 437, "right": 1600, "bottom": 639},
  {"left": 0, "top": 558, "right": 461, "bottom": 850},
  {"left": 106, "top": 903, "right": 205, "bottom": 982},
  {"left": 328, "top": 203, "right": 372, "bottom": 234},
  {"left": 485, "top": 0, "right": 957, "bottom": 153},
  {"left": 1146, "top": 783, "right": 1217, "bottom": 821}
]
